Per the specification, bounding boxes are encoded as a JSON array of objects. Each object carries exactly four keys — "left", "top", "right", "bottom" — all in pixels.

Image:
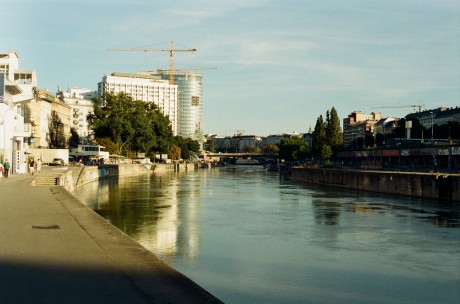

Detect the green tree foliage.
[
  {"left": 325, "top": 107, "right": 343, "bottom": 151},
  {"left": 69, "top": 128, "right": 80, "bottom": 148},
  {"left": 313, "top": 107, "right": 343, "bottom": 159},
  {"left": 87, "top": 92, "right": 174, "bottom": 156},
  {"left": 243, "top": 146, "right": 262, "bottom": 153},
  {"left": 321, "top": 144, "right": 333, "bottom": 161},
  {"left": 96, "top": 137, "right": 119, "bottom": 155},
  {"left": 170, "top": 145, "right": 181, "bottom": 160},
  {"left": 174, "top": 136, "right": 200, "bottom": 160},
  {"left": 263, "top": 144, "right": 280, "bottom": 154},
  {"left": 279, "top": 136, "right": 310, "bottom": 161},
  {"left": 312, "top": 115, "right": 326, "bottom": 156}
]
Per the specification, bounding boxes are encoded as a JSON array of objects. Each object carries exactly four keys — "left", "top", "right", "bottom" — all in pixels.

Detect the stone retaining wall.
[
  {"left": 57, "top": 164, "right": 149, "bottom": 193},
  {"left": 282, "top": 167, "right": 460, "bottom": 202}
]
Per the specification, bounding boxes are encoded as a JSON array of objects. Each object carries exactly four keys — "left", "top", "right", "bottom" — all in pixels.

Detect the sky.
[{"left": 2, "top": 0, "right": 459, "bottom": 136}]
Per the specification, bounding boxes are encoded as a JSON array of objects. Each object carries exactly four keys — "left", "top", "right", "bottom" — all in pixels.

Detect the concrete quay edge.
[{"left": 0, "top": 168, "right": 223, "bottom": 304}]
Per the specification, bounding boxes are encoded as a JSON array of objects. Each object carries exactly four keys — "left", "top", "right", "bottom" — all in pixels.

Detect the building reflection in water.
[{"left": 74, "top": 172, "right": 202, "bottom": 265}]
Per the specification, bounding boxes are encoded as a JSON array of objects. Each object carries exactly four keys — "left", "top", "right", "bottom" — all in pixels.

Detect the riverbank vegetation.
[
  {"left": 87, "top": 92, "right": 200, "bottom": 160},
  {"left": 276, "top": 107, "right": 343, "bottom": 163},
  {"left": 312, "top": 107, "right": 343, "bottom": 161}
]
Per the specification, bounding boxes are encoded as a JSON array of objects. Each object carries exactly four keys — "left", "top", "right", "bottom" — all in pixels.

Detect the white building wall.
[
  {"left": 13, "top": 69, "right": 37, "bottom": 102},
  {"left": 0, "top": 50, "right": 19, "bottom": 81},
  {"left": 99, "top": 74, "right": 178, "bottom": 135},
  {"left": 154, "top": 70, "right": 203, "bottom": 144},
  {"left": 0, "top": 50, "right": 31, "bottom": 171},
  {"left": 60, "top": 88, "right": 96, "bottom": 143}
]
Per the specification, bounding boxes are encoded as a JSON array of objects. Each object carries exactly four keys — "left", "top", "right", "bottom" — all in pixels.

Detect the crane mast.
[{"left": 106, "top": 41, "right": 197, "bottom": 85}]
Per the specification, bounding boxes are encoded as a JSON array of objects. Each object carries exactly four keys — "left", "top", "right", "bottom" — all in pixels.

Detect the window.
[
  {"left": 14, "top": 73, "right": 32, "bottom": 84},
  {"left": 191, "top": 96, "right": 199, "bottom": 106},
  {"left": 0, "top": 65, "right": 9, "bottom": 76}
]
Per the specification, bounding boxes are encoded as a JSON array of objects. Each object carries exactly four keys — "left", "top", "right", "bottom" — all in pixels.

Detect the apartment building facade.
[
  {"left": 407, "top": 107, "right": 460, "bottom": 129},
  {"left": 0, "top": 50, "right": 32, "bottom": 172},
  {"left": 57, "top": 87, "right": 97, "bottom": 144},
  {"left": 98, "top": 73, "right": 178, "bottom": 135},
  {"left": 343, "top": 111, "right": 382, "bottom": 148}
]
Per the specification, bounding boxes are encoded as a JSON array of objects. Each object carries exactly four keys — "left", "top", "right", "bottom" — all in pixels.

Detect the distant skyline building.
[
  {"left": 343, "top": 111, "right": 382, "bottom": 148},
  {"left": 406, "top": 107, "right": 460, "bottom": 129},
  {"left": 98, "top": 72, "right": 178, "bottom": 135},
  {"left": 153, "top": 70, "right": 203, "bottom": 144}
]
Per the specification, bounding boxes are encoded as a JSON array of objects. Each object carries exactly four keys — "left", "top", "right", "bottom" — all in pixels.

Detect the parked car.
[{"left": 50, "top": 158, "right": 65, "bottom": 166}]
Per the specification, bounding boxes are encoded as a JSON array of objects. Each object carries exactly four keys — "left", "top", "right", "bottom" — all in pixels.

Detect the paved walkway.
[{"left": 0, "top": 168, "right": 222, "bottom": 304}]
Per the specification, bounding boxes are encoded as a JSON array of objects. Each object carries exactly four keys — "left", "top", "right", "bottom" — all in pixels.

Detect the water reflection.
[
  {"left": 74, "top": 173, "right": 202, "bottom": 263},
  {"left": 312, "top": 200, "right": 341, "bottom": 225},
  {"left": 73, "top": 167, "right": 460, "bottom": 304}
]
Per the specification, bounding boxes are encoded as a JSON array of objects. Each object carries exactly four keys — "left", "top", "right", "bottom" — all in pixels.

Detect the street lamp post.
[
  {"left": 430, "top": 111, "right": 436, "bottom": 170},
  {"left": 430, "top": 111, "right": 434, "bottom": 143}
]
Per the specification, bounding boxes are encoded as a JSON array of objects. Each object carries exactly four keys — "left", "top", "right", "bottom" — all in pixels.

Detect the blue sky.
[{"left": 2, "top": 0, "right": 459, "bottom": 136}]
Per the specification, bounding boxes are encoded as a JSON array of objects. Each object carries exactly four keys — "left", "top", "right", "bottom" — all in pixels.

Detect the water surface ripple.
[{"left": 73, "top": 167, "right": 460, "bottom": 304}]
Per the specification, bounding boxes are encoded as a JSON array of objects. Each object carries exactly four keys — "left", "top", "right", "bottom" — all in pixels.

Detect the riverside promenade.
[{"left": 0, "top": 167, "right": 222, "bottom": 304}]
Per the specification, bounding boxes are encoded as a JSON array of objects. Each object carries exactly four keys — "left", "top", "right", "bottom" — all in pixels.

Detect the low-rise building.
[
  {"left": 20, "top": 88, "right": 71, "bottom": 149},
  {"left": 407, "top": 107, "right": 460, "bottom": 129},
  {"left": 343, "top": 111, "right": 381, "bottom": 148},
  {"left": 57, "top": 88, "right": 96, "bottom": 144},
  {"left": 0, "top": 50, "right": 32, "bottom": 172}
]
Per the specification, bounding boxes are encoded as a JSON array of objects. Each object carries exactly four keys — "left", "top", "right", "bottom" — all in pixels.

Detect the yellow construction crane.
[
  {"left": 372, "top": 102, "right": 425, "bottom": 112},
  {"left": 156, "top": 66, "right": 217, "bottom": 73},
  {"left": 106, "top": 41, "right": 197, "bottom": 85}
]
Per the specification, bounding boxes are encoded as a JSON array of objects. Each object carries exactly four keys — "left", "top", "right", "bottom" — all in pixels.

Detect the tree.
[
  {"left": 325, "top": 107, "right": 343, "bottom": 151},
  {"left": 279, "top": 136, "right": 310, "bottom": 161},
  {"left": 321, "top": 144, "right": 333, "bottom": 161},
  {"left": 242, "top": 146, "right": 261, "bottom": 153},
  {"left": 97, "top": 137, "right": 118, "bottom": 155},
  {"left": 313, "top": 107, "right": 343, "bottom": 158},
  {"left": 263, "top": 144, "right": 279, "bottom": 154},
  {"left": 88, "top": 92, "right": 132, "bottom": 154},
  {"left": 170, "top": 145, "right": 181, "bottom": 161},
  {"left": 87, "top": 92, "right": 174, "bottom": 156},
  {"left": 174, "top": 136, "right": 200, "bottom": 160},
  {"left": 69, "top": 128, "right": 80, "bottom": 148},
  {"left": 312, "top": 115, "right": 326, "bottom": 156}
]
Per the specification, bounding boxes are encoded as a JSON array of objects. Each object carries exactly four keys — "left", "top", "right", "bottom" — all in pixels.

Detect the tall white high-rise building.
[
  {"left": 154, "top": 70, "right": 203, "bottom": 144},
  {"left": 98, "top": 73, "right": 178, "bottom": 135}
]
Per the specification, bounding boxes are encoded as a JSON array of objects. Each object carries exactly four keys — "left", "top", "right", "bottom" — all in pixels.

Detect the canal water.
[{"left": 72, "top": 166, "right": 460, "bottom": 304}]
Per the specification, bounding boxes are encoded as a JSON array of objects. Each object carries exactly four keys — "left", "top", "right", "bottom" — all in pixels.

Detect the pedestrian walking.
[
  {"left": 0, "top": 162, "right": 3, "bottom": 180},
  {"left": 3, "top": 159, "right": 10, "bottom": 178},
  {"left": 36, "top": 159, "right": 42, "bottom": 175},
  {"left": 29, "top": 159, "right": 35, "bottom": 175}
]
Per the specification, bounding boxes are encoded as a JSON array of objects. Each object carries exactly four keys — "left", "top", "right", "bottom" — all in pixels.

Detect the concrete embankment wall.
[
  {"left": 56, "top": 164, "right": 149, "bottom": 192},
  {"left": 56, "top": 163, "right": 198, "bottom": 192},
  {"left": 153, "top": 163, "right": 200, "bottom": 173},
  {"left": 282, "top": 167, "right": 460, "bottom": 202}
]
